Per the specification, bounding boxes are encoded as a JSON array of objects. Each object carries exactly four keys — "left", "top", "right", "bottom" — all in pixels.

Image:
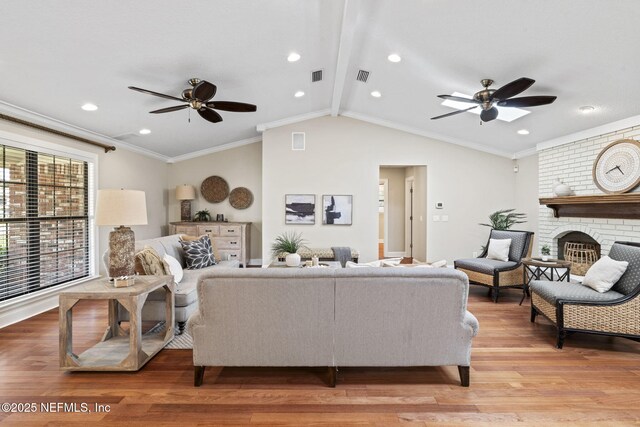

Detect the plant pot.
[
  {"left": 285, "top": 253, "right": 301, "bottom": 267},
  {"left": 541, "top": 255, "right": 549, "bottom": 262}
]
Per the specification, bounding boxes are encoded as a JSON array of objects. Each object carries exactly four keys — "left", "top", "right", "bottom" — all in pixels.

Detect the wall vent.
[
  {"left": 292, "top": 132, "right": 305, "bottom": 151},
  {"left": 311, "top": 69, "right": 323, "bottom": 82},
  {"left": 356, "top": 69, "right": 370, "bottom": 83}
]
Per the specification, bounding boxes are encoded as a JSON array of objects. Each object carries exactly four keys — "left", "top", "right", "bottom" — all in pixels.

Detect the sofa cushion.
[
  {"left": 455, "top": 258, "right": 517, "bottom": 275},
  {"left": 609, "top": 242, "right": 640, "bottom": 295},
  {"left": 180, "top": 235, "right": 216, "bottom": 269},
  {"left": 159, "top": 234, "right": 186, "bottom": 267},
  {"left": 163, "top": 253, "right": 184, "bottom": 284},
  {"left": 530, "top": 280, "right": 624, "bottom": 305},
  {"left": 489, "top": 230, "right": 529, "bottom": 262},
  {"left": 135, "top": 246, "right": 168, "bottom": 276}
]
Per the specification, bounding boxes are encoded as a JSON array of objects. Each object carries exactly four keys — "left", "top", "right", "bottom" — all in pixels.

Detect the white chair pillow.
[
  {"left": 487, "top": 238, "right": 511, "bottom": 262},
  {"left": 163, "top": 253, "right": 184, "bottom": 284},
  {"left": 582, "top": 256, "right": 628, "bottom": 293}
]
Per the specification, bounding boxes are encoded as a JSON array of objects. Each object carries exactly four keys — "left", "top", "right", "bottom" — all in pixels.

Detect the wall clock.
[{"left": 592, "top": 139, "right": 640, "bottom": 194}]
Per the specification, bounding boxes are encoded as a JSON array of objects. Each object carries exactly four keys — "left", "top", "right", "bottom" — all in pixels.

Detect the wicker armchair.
[
  {"left": 454, "top": 229, "right": 534, "bottom": 303},
  {"left": 530, "top": 241, "right": 640, "bottom": 349}
]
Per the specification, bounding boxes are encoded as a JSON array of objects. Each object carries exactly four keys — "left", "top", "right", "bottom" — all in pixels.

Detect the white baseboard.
[
  {"left": 385, "top": 251, "right": 406, "bottom": 258},
  {"left": 0, "top": 275, "right": 99, "bottom": 329}
]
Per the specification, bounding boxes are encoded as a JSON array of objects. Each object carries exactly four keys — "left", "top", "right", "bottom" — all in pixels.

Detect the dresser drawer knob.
[{"left": 230, "top": 241, "right": 237, "bottom": 245}]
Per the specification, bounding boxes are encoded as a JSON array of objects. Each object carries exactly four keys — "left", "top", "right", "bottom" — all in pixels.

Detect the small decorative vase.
[
  {"left": 553, "top": 179, "right": 572, "bottom": 197},
  {"left": 541, "top": 255, "right": 549, "bottom": 262},
  {"left": 285, "top": 253, "right": 301, "bottom": 267}
]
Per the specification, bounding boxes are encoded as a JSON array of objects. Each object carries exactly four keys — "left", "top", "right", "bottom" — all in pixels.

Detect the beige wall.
[
  {"left": 379, "top": 167, "right": 406, "bottom": 254},
  {"left": 167, "top": 142, "right": 262, "bottom": 262},
  {"left": 514, "top": 154, "right": 539, "bottom": 254},
  {"left": 0, "top": 120, "right": 169, "bottom": 275},
  {"left": 262, "top": 116, "right": 516, "bottom": 263}
]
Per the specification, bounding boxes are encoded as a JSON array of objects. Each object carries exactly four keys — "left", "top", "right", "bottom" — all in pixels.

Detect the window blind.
[{"left": 0, "top": 145, "right": 90, "bottom": 301}]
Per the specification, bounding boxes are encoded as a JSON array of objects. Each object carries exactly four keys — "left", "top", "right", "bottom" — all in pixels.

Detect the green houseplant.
[
  {"left": 541, "top": 244, "right": 551, "bottom": 261},
  {"left": 271, "top": 231, "right": 307, "bottom": 266},
  {"left": 480, "top": 209, "right": 527, "bottom": 230},
  {"left": 193, "top": 209, "right": 211, "bottom": 222}
]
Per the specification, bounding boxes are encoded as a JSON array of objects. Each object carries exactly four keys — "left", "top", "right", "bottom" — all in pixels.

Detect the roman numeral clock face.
[{"left": 593, "top": 139, "right": 640, "bottom": 194}]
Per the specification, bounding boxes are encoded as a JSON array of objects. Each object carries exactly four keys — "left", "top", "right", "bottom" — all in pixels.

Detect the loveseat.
[
  {"left": 188, "top": 267, "right": 479, "bottom": 387},
  {"left": 130, "top": 234, "right": 240, "bottom": 333}
]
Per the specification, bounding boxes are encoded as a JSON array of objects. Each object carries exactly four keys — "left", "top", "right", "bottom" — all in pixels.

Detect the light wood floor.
[{"left": 1, "top": 287, "right": 639, "bottom": 425}]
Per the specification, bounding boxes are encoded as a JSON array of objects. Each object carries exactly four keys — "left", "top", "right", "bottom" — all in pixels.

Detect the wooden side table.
[
  {"left": 59, "top": 275, "right": 175, "bottom": 371},
  {"left": 521, "top": 258, "right": 571, "bottom": 305}
]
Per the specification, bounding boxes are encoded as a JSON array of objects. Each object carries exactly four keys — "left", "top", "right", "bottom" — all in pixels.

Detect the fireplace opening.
[{"left": 557, "top": 231, "right": 601, "bottom": 275}]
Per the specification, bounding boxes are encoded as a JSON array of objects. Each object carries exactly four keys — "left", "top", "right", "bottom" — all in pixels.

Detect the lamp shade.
[
  {"left": 175, "top": 184, "right": 196, "bottom": 201},
  {"left": 96, "top": 189, "right": 148, "bottom": 226}
]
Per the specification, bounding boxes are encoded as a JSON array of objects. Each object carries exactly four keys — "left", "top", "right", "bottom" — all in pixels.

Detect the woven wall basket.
[
  {"left": 201, "top": 176, "right": 229, "bottom": 203},
  {"left": 229, "top": 187, "right": 253, "bottom": 209},
  {"left": 564, "top": 242, "right": 598, "bottom": 276}
]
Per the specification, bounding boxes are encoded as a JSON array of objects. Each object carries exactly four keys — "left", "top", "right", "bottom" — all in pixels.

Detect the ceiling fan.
[
  {"left": 431, "top": 77, "right": 557, "bottom": 123},
  {"left": 128, "top": 78, "right": 257, "bottom": 123}
]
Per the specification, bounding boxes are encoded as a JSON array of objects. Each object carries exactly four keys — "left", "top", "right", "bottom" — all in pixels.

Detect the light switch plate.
[
  {"left": 433, "top": 215, "right": 440, "bottom": 221},
  {"left": 442, "top": 215, "right": 449, "bottom": 222}
]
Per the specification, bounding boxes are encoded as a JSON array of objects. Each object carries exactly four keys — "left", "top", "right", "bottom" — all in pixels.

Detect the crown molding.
[
  {"left": 256, "top": 109, "right": 331, "bottom": 132},
  {"left": 0, "top": 100, "right": 170, "bottom": 162},
  {"left": 512, "top": 147, "right": 538, "bottom": 159},
  {"left": 167, "top": 136, "right": 262, "bottom": 163},
  {"left": 340, "top": 111, "right": 515, "bottom": 159},
  {"left": 536, "top": 114, "right": 640, "bottom": 152}
]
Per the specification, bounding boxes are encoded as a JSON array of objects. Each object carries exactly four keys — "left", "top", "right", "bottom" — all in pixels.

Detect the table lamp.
[
  {"left": 96, "top": 189, "right": 148, "bottom": 279},
  {"left": 176, "top": 184, "right": 196, "bottom": 221}
]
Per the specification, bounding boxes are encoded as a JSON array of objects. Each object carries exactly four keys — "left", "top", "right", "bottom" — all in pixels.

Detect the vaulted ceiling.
[{"left": 1, "top": 0, "right": 639, "bottom": 161}]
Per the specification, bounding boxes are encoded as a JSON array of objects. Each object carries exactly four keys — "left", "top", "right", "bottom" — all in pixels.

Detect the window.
[{"left": 0, "top": 145, "right": 90, "bottom": 302}]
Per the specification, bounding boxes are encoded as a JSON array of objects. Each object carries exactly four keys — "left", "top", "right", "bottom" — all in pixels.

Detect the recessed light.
[
  {"left": 517, "top": 129, "right": 530, "bottom": 135},
  {"left": 294, "top": 91, "right": 305, "bottom": 98},
  {"left": 139, "top": 129, "right": 151, "bottom": 135},
  {"left": 371, "top": 91, "right": 382, "bottom": 98},
  {"left": 387, "top": 54, "right": 402, "bottom": 63},
  {"left": 579, "top": 105, "right": 595, "bottom": 114},
  {"left": 81, "top": 103, "right": 98, "bottom": 111},
  {"left": 287, "top": 52, "right": 301, "bottom": 62}
]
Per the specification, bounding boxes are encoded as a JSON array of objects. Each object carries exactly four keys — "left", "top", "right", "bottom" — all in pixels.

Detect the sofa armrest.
[
  {"left": 464, "top": 311, "right": 479, "bottom": 337},
  {"left": 186, "top": 310, "right": 202, "bottom": 335}
]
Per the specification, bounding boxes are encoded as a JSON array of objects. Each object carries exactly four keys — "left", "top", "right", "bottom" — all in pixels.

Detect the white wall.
[
  {"left": 168, "top": 142, "right": 262, "bottom": 262},
  {"left": 514, "top": 154, "right": 539, "bottom": 254},
  {"left": 262, "top": 116, "right": 516, "bottom": 263}
]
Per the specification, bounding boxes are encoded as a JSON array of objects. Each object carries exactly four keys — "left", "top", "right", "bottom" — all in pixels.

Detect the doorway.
[{"left": 378, "top": 166, "right": 427, "bottom": 261}]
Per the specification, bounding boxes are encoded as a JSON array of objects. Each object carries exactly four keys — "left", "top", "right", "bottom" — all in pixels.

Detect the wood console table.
[{"left": 59, "top": 275, "right": 175, "bottom": 371}]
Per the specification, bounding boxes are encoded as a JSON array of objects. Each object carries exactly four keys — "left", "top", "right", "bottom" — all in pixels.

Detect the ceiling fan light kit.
[
  {"left": 128, "top": 78, "right": 257, "bottom": 124},
  {"left": 431, "top": 77, "right": 557, "bottom": 123}
]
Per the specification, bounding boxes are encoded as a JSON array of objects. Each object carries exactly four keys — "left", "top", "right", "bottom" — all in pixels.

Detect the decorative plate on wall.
[
  {"left": 229, "top": 187, "right": 253, "bottom": 209},
  {"left": 201, "top": 176, "right": 229, "bottom": 203}
]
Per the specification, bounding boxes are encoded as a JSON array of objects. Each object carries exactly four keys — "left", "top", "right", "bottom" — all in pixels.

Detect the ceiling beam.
[{"left": 330, "top": 0, "right": 359, "bottom": 117}]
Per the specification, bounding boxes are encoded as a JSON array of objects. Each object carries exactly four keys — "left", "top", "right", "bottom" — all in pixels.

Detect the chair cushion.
[
  {"left": 582, "top": 256, "right": 628, "bottom": 293},
  {"left": 530, "top": 280, "right": 624, "bottom": 305},
  {"left": 609, "top": 242, "right": 640, "bottom": 295},
  {"left": 455, "top": 258, "right": 517, "bottom": 275},
  {"left": 489, "top": 230, "right": 530, "bottom": 262},
  {"left": 487, "top": 238, "right": 511, "bottom": 262}
]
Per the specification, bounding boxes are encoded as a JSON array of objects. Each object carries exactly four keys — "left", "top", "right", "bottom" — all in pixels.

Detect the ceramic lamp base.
[
  {"left": 108, "top": 226, "right": 135, "bottom": 279},
  {"left": 180, "top": 200, "right": 192, "bottom": 221}
]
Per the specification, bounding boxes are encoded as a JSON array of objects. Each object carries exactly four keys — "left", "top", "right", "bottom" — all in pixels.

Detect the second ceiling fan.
[{"left": 431, "top": 77, "right": 556, "bottom": 123}]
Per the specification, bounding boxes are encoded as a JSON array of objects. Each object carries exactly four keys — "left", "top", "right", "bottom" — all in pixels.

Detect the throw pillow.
[
  {"left": 163, "top": 253, "right": 184, "bottom": 284},
  {"left": 345, "top": 260, "right": 383, "bottom": 268},
  {"left": 135, "top": 246, "right": 169, "bottom": 275},
  {"left": 487, "top": 238, "right": 512, "bottom": 262},
  {"left": 582, "top": 256, "right": 629, "bottom": 293},
  {"left": 180, "top": 234, "right": 221, "bottom": 262},
  {"left": 180, "top": 235, "right": 216, "bottom": 269}
]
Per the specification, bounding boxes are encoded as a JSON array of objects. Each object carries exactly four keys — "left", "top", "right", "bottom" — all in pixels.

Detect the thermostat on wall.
[{"left": 436, "top": 202, "right": 444, "bottom": 209}]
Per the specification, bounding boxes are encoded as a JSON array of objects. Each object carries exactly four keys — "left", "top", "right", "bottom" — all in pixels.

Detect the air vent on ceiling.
[
  {"left": 311, "top": 69, "right": 323, "bottom": 83},
  {"left": 292, "top": 132, "right": 305, "bottom": 151},
  {"left": 356, "top": 69, "right": 370, "bottom": 83}
]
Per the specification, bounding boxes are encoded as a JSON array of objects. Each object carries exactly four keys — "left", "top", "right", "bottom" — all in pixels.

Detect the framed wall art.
[
  {"left": 285, "top": 194, "right": 316, "bottom": 224},
  {"left": 322, "top": 195, "right": 352, "bottom": 225}
]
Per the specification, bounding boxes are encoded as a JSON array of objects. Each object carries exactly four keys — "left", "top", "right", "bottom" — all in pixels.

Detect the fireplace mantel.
[{"left": 539, "top": 194, "right": 640, "bottom": 219}]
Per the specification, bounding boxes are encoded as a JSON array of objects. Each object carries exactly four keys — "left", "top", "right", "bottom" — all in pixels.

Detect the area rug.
[{"left": 147, "top": 322, "right": 193, "bottom": 349}]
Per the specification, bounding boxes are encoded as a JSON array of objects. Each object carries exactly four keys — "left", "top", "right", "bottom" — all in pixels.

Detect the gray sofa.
[
  {"left": 131, "top": 234, "right": 240, "bottom": 333},
  {"left": 188, "top": 267, "right": 479, "bottom": 387}
]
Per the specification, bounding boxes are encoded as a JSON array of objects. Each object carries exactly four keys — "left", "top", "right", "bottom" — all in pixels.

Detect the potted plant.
[
  {"left": 541, "top": 244, "right": 551, "bottom": 262},
  {"left": 479, "top": 209, "right": 527, "bottom": 230},
  {"left": 271, "top": 231, "right": 307, "bottom": 267},
  {"left": 193, "top": 209, "right": 211, "bottom": 222}
]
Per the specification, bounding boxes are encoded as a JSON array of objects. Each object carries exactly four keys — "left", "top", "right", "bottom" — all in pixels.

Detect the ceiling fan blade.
[
  {"left": 198, "top": 107, "right": 223, "bottom": 123},
  {"left": 128, "top": 86, "right": 184, "bottom": 102},
  {"left": 206, "top": 101, "right": 257, "bottom": 112},
  {"left": 480, "top": 107, "right": 499, "bottom": 122},
  {"left": 497, "top": 95, "right": 557, "bottom": 107},
  {"left": 436, "top": 95, "right": 480, "bottom": 104},
  {"left": 430, "top": 106, "right": 478, "bottom": 120},
  {"left": 192, "top": 80, "right": 217, "bottom": 102},
  {"left": 490, "top": 77, "right": 535, "bottom": 101},
  {"left": 149, "top": 105, "right": 189, "bottom": 114}
]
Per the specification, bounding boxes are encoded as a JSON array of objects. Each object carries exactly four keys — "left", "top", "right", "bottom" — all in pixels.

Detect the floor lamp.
[{"left": 96, "top": 189, "right": 148, "bottom": 279}]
